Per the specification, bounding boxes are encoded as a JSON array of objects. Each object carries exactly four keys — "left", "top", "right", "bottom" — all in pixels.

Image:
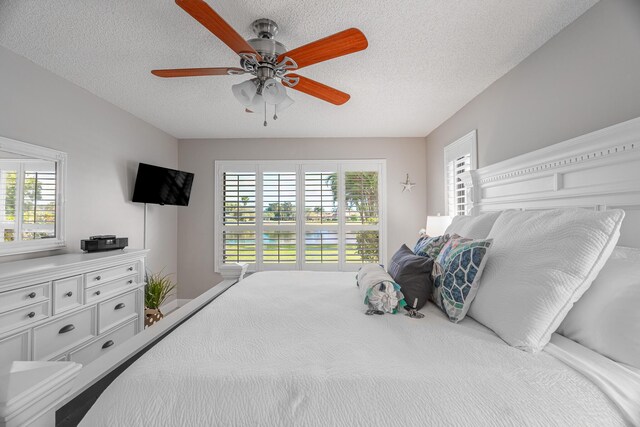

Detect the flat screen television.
[{"left": 132, "top": 163, "right": 194, "bottom": 206}]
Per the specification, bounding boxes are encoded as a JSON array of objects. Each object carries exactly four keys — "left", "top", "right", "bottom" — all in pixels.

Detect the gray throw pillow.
[{"left": 388, "top": 245, "right": 434, "bottom": 310}]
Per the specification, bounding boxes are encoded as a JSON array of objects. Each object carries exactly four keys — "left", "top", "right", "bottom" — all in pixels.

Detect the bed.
[
  {"left": 79, "top": 118, "right": 640, "bottom": 426},
  {"left": 80, "top": 271, "right": 632, "bottom": 426}
]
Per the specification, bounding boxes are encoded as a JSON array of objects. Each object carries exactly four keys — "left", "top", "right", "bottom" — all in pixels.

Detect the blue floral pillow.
[
  {"left": 414, "top": 234, "right": 451, "bottom": 259},
  {"left": 431, "top": 236, "right": 492, "bottom": 323}
]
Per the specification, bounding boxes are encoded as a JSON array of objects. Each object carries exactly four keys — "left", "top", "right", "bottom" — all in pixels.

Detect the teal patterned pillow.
[
  {"left": 432, "top": 236, "right": 492, "bottom": 323},
  {"left": 414, "top": 234, "right": 451, "bottom": 259}
]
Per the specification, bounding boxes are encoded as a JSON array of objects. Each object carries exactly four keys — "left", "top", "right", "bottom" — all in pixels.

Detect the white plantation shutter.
[
  {"left": 304, "top": 231, "right": 339, "bottom": 263},
  {"left": 221, "top": 171, "right": 257, "bottom": 264},
  {"left": 222, "top": 230, "right": 257, "bottom": 263},
  {"left": 343, "top": 170, "right": 380, "bottom": 264},
  {"left": 345, "top": 231, "right": 379, "bottom": 263},
  {"left": 22, "top": 169, "right": 57, "bottom": 240},
  {"left": 303, "top": 169, "right": 339, "bottom": 268},
  {"left": 0, "top": 164, "right": 18, "bottom": 243},
  {"left": 447, "top": 153, "right": 471, "bottom": 216},
  {"left": 444, "top": 131, "right": 477, "bottom": 216},
  {"left": 0, "top": 160, "right": 57, "bottom": 244},
  {"left": 223, "top": 172, "right": 256, "bottom": 225},
  {"left": 262, "top": 170, "right": 297, "bottom": 267},
  {"left": 304, "top": 172, "right": 337, "bottom": 224},
  {"left": 216, "top": 160, "right": 385, "bottom": 272}
]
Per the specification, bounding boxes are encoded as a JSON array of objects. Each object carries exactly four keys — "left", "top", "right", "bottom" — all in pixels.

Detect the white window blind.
[
  {"left": 215, "top": 160, "right": 385, "bottom": 272},
  {"left": 444, "top": 130, "right": 477, "bottom": 216}
]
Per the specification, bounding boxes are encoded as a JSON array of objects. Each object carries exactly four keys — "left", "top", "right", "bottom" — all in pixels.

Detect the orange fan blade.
[
  {"left": 282, "top": 74, "right": 350, "bottom": 105},
  {"left": 277, "top": 28, "right": 367, "bottom": 71},
  {"left": 151, "top": 67, "right": 245, "bottom": 77},
  {"left": 175, "top": 0, "right": 262, "bottom": 61}
]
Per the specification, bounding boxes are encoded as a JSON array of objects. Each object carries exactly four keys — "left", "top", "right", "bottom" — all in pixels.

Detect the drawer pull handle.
[
  {"left": 128, "top": 267, "right": 134, "bottom": 271},
  {"left": 95, "top": 276, "right": 102, "bottom": 281},
  {"left": 95, "top": 290, "right": 101, "bottom": 296},
  {"left": 59, "top": 324, "right": 75, "bottom": 334},
  {"left": 127, "top": 280, "right": 133, "bottom": 284},
  {"left": 28, "top": 292, "right": 37, "bottom": 299},
  {"left": 114, "top": 303, "right": 126, "bottom": 310},
  {"left": 65, "top": 291, "right": 73, "bottom": 297},
  {"left": 102, "top": 340, "right": 115, "bottom": 349},
  {"left": 27, "top": 311, "right": 36, "bottom": 318}
]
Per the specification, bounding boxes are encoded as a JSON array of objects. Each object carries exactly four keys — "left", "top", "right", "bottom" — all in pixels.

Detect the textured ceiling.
[{"left": 0, "top": 0, "right": 597, "bottom": 139}]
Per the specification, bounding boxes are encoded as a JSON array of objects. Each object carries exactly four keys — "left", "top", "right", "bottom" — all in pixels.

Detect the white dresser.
[{"left": 0, "top": 249, "right": 148, "bottom": 368}]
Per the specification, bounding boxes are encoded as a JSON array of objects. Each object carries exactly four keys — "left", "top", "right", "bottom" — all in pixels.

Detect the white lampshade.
[
  {"left": 425, "top": 215, "right": 453, "bottom": 236},
  {"left": 250, "top": 93, "right": 266, "bottom": 113},
  {"left": 262, "top": 78, "right": 287, "bottom": 104},
  {"left": 275, "top": 94, "right": 294, "bottom": 113},
  {"left": 232, "top": 79, "right": 258, "bottom": 107}
]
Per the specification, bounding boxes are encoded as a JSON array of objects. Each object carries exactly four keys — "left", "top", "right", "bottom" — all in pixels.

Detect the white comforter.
[{"left": 81, "top": 271, "right": 627, "bottom": 426}]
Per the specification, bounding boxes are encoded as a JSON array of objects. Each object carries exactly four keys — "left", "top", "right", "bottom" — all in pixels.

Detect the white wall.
[
  {"left": 178, "top": 138, "right": 426, "bottom": 299},
  {"left": 425, "top": 0, "right": 640, "bottom": 214},
  {"left": 0, "top": 46, "right": 179, "bottom": 287}
]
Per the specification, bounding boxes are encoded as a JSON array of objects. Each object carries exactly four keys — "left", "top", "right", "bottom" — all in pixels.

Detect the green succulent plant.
[{"left": 145, "top": 271, "right": 176, "bottom": 309}]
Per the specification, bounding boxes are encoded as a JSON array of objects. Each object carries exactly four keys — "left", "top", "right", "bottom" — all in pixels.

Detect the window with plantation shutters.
[
  {"left": 215, "top": 160, "right": 385, "bottom": 272},
  {"left": 444, "top": 130, "right": 477, "bottom": 216},
  {"left": 1, "top": 160, "right": 57, "bottom": 244}
]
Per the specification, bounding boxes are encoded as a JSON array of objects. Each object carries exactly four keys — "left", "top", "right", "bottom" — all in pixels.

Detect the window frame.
[
  {"left": 444, "top": 130, "right": 477, "bottom": 216},
  {"left": 214, "top": 159, "right": 387, "bottom": 273}
]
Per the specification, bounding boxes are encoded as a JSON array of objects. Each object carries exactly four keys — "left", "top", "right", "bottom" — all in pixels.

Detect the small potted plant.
[{"left": 144, "top": 271, "right": 176, "bottom": 327}]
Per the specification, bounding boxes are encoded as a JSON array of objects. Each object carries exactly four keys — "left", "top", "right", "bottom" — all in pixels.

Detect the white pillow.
[
  {"left": 468, "top": 208, "right": 625, "bottom": 352},
  {"left": 557, "top": 246, "right": 640, "bottom": 369},
  {"left": 444, "top": 211, "right": 503, "bottom": 239}
]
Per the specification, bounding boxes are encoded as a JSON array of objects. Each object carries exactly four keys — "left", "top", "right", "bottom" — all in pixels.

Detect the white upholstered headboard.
[{"left": 460, "top": 117, "right": 640, "bottom": 248}]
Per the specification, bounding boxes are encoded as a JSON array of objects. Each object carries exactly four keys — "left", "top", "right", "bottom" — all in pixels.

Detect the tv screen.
[{"left": 132, "top": 163, "right": 194, "bottom": 206}]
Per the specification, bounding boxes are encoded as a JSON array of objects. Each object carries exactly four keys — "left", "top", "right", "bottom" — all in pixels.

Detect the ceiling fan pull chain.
[
  {"left": 273, "top": 105, "right": 278, "bottom": 121},
  {"left": 264, "top": 103, "right": 268, "bottom": 127}
]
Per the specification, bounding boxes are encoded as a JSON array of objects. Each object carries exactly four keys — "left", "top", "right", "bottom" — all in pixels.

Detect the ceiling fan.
[{"left": 151, "top": 0, "right": 368, "bottom": 126}]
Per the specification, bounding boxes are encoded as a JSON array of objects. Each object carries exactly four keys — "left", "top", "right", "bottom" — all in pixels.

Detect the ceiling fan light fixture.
[
  {"left": 232, "top": 79, "right": 259, "bottom": 107},
  {"left": 250, "top": 93, "right": 266, "bottom": 113},
  {"left": 275, "top": 94, "right": 295, "bottom": 113},
  {"left": 262, "top": 78, "right": 287, "bottom": 105}
]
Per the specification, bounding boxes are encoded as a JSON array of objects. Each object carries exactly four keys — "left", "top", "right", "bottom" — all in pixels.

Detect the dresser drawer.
[
  {"left": 85, "top": 275, "right": 138, "bottom": 304},
  {"left": 99, "top": 291, "right": 137, "bottom": 333},
  {"left": 85, "top": 262, "right": 139, "bottom": 288},
  {"left": 0, "top": 282, "right": 49, "bottom": 314},
  {"left": 0, "top": 301, "right": 49, "bottom": 334},
  {"left": 0, "top": 330, "right": 30, "bottom": 367},
  {"left": 70, "top": 320, "right": 136, "bottom": 366},
  {"left": 53, "top": 275, "right": 83, "bottom": 315},
  {"left": 33, "top": 306, "right": 97, "bottom": 360}
]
